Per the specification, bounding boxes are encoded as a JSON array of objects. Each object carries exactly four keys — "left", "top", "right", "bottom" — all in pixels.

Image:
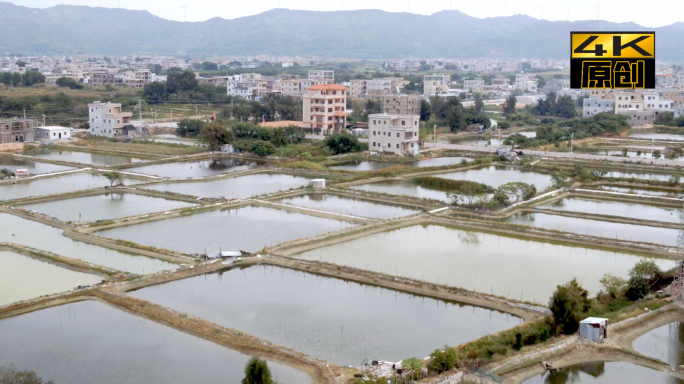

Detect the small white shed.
[
  {"left": 579, "top": 317, "right": 608, "bottom": 342},
  {"left": 35, "top": 126, "right": 70, "bottom": 141},
  {"left": 309, "top": 179, "right": 326, "bottom": 189}
]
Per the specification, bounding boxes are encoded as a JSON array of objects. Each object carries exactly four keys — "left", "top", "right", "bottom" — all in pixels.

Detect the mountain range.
[{"left": 1, "top": 1, "right": 682, "bottom": 61}]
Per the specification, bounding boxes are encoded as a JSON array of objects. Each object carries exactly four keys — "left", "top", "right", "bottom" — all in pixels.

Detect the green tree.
[
  {"left": 503, "top": 95, "right": 517, "bottom": 115},
  {"left": 201, "top": 61, "right": 218, "bottom": 71},
  {"left": 250, "top": 140, "right": 276, "bottom": 156},
  {"left": 102, "top": 171, "right": 124, "bottom": 187},
  {"left": 473, "top": 93, "right": 484, "bottom": 115},
  {"left": 401, "top": 357, "right": 425, "bottom": 381},
  {"left": 550, "top": 172, "right": 568, "bottom": 188},
  {"left": 166, "top": 70, "right": 198, "bottom": 93},
  {"left": 242, "top": 358, "right": 272, "bottom": 384},
  {"left": 147, "top": 64, "right": 163, "bottom": 75},
  {"left": 549, "top": 278, "right": 591, "bottom": 335},
  {"left": 201, "top": 122, "right": 234, "bottom": 151},
  {"left": 625, "top": 276, "right": 649, "bottom": 301},
  {"left": 653, "top": 150, "right": 662, "bottom": 159},
  {"left": 143, "top": 81, "right": 167, "bottom": 103},
  {"left": 177, "top": 118, "right": 204, "bottom": 137},
  {"left": 498, "top": 182, "right": 537, "bottom": 202},
  {"left": 669, "top": 175, "right": 681, "bottom": 187},
  {"left": 0, "top": 365, "right": 54, "bottom": 384},
  {"left": 55, "top": 76, "right": 83, "bottom": 90},
  {"left": 21, "top": 71, "right": 45, "bottom": 86},
  {"left": 325, "top": 133, "right": 361, "bottom": 154},
  {"left": 427, "top": 346, "right": 458, "bottom": 374},
  {"left": 628, "top": 260, "right": 661, "bottom": 281},
  {"left": 599, "top": 274, "right": 628, "bottom": 298}
]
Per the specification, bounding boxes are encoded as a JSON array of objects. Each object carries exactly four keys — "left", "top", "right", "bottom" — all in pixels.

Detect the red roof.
[{"left": 306, "top": 84, "right": 348, "bottom": 91}]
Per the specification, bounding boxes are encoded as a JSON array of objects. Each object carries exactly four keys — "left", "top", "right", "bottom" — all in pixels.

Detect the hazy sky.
[{"left": 8, "top": 0, "right": 684, "bottom": 27}]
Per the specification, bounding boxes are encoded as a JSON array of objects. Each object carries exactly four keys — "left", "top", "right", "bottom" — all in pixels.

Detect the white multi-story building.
[
  {"left": 308, "top": 70, "right": 334, "bottom": 81},
  {"left": 88, "top": 101, "right": 133, "bottom": 138},
  {"left": 349, "top": 78, "right": 393, "bottom": 98},
  {"left": 302, "top": 84, "right": 348, "bottom": 134},
  {"left": 514, "top": 73, "right": 538, "bottom": 93},
  {"left": 423, "top": 75, "right": 450, "bottom": 96},
  {"left": 463, "top": 79, "right": 485, "bottom": 92},
  {"left": 368, "top": 113, "right": 420, "bottom": 155},
  {"left": 583, "top": 98, "right": 614, "bottom": 118}
]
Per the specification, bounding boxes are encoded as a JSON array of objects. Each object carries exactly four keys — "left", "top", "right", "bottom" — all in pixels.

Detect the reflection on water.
[
  {"left": 0, "top": 173, "right": 141, "bottom": 200},
  {"left": 96, "top": 206, "right": 355, "bottom": 254},
  {"left": 131, "top": 265, "right": 520, "bottom": 365},
  {"left": 633, "top": 322, "right": 684, "bottom": 367},
  {"left": 606, "top": 171, "right": 674, "bottom": 181},
  {"left": 278, "top": 193, "right": 420, "bottom": 219},
  {"left": 129, "top": 158, "right": 265, "bottom": 178},
  {"left": 21, "top": 193, "right": 195, "bottom": 221},
  {"left": 296, "top": 224, "right": 672, "bottom": 303},
  {"left": 0, "top": 250, "right": 101, "bottom": 306},
  {"left": 0, "top": 301, "right": 310, "bottom": 384},
  {"left": 435, "top": 166, "right": 553, "bottom": 190},
  {"left": 330, "top": 157, "right": 472, "bottom": 171},
  {"left": 23, "top": 148, "right": 144, "bottom": 165},
  {"left": 350, "top": 179, "right": 450, "bottom": 202},
  {"left": 0, "top": 157, "right": 73, "bottom": 175},
  {"left": 506, "top": 212, "right": 679, "bottom": 246},
  {"left": 143, "top": 173, "right": 312, "bottom": 199},
  {"left": 0, "top": 213, "right": 176, "bottom": 274},
  {"left": 523, "top": 361, "right": 684, "bottom": 383},
  {"left": 544, "top": 197, "right": 679, "bottom": 223}
]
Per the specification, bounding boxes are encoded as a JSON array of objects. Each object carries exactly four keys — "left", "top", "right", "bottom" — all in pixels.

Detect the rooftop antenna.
[{"left": 180, "top": 0, "right": 190, "bottom": 22}]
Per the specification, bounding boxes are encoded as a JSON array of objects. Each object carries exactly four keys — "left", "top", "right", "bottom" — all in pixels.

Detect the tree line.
[{"left": 0, "top": 71, "right": 45, "bottom": 87}]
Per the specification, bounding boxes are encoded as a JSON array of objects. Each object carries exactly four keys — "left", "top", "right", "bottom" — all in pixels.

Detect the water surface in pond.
[
  {"left": 605, "top": 171, "right": 675, "bottom": 181},
  {"left": 0, "top": 213, "right": 176, "bottom": 274},
  {"left": 592, "top": 185, "right": 681, "bottom": 198},
  {"left": 523, "top": 361, "right": 683, "bottom": 384},
  {"left": 142, "top": 173, "right": 312, "bottom": 199},
  {"left": 129, "top": 158, "right": 265, "bottom": 178},
  {"left": 0, "top": 173, "right": 141, "bottom": 200},
  {"left": 0, "top": 301, "right": 310, "bottom": 384},
  {"left": 23, "top": 147, "right": 144, "bottom": 165},
  {"left": 296, "top": 224, "right": 672, "bottom": 304},
  {"left": 278, "top": 193, "right": 421, "bottom": 219},
  {"left": 543, "top": 197, "right": 679, "bottom": 223},
  {"left": 96, "top": 206, "right": 354, "bottom": 254},
  {"left": 0, "top": 250, "right": 101, "bottom": 306},
  {"left": 149, "top": 134, "right": 203, "bottom": 146},
  {"left": 505, "top": 212, "right": 678, "bottom": 246},
  {"left": 330, "top": 157, "right": 472, "bottom": 171},
  {"left": 131, "top": 265, "right": 520, "bottom": 365},
  {"left": 350, "top": 179, "right": 450, "bottom": 202},
  {"left": 633, "top": 322, "right": 684, "bottom": 367},
  {"left": 0, "top": 157, "right": 73, "bottom": 175},
  {"left": 21, "top": 193, "right": 195, "bottom": 221},
  {"left": 435, "top": 166, "right": 553, "bottom": 190},
  {"left": 629, "top": 133, "right": 684, "bottom": 141}
]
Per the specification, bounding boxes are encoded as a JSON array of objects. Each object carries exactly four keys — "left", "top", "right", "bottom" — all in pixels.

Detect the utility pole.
[
  {"left": 570, "top": 133, "right": 574, "bottom": 157},
  {"left": 433, "top": 125, "right": 437, "bottom": 146},
  {"left": 138, "top": 99, "right": 142, "bottom": 120}
]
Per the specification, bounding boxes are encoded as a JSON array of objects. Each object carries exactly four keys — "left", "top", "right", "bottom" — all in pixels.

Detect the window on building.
[
  {"left": 396, "top": 133, "right": 400, "bottom": 138},
  {"left": 387, "top": 143, "right": 391, "bottom": 148},
  {"left": 401, "top": 121, "right": 405, "bottom": 125},
  {"left": 396, "top": 144, "right": 399, "bottom": 149},
  {"left": 373, "top": 142, "right": 376, "bottom": 146}
]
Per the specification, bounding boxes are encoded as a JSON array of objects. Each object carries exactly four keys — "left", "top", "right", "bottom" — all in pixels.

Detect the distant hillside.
[{"left": 0, "top": 2, "right": 680, "bottom": 61}]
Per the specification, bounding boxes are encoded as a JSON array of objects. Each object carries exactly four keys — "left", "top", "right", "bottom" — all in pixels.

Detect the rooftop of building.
[{"left": 306, "top": 84, "right": 348, "bottom": 91}]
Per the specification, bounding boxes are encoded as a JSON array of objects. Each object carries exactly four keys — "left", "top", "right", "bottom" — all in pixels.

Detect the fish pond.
[
  {"left": 605, "top": 171, "right": 675, "bottom": 181},
  {"left": 349, "top": 179, "right": 450, "bottom": 202},
  {"left": 0, "top": 250, "right": 101, "bottom": 306},
  {"left": 505, "top": 212, "right": 679, "bottom": 246},
  {"left": 0, "top": 301, "right": 310, "bottom": 384},
  {"left": 0, "top": 213, "right": 176, "bottom": 274},
  {"left": 128, "top": 158, "right": 265, "bottom": 178},
  {"left": 329, "top": 156, "right": 472, "bottom": 171},
  {"left": 434, "top": 165, "right": 553, "bottom": 191},
  {"left": 95, "top": 206, "right": 355, "bottom": 254},
  {"left": 629, "top": 133, "right": 684, "bottom": 141},
  {"left": 21, "top": 192, "right": 195, "bottom": 221},
  {"left": 542, "top": 197, "right": 679, "bottom": 223},
  {"left": 523, "top": 361, "right": 683, "bottom": 384},
  {"left": 0, "top": 157, "right": 73, "bottom": 175},
  {"left": 591, "top": 185, "right": 681, "bottom": 198},
  {"left": 633, "top": 322, "right": 684, "bottom": 367},
  {"left": 142, "top": 173, "right": 312, "bottom": 199},
  {"left": 23, "top": 147, "right": 145, "bottom": 165},
  {"left": 296, "top": 224, "right": 673, "bottom": 304},
  {"left": 278, "top": 193, "right": 421, "bottom": 219},
  {"left": 130, "top": 265, "right": 521, "bottom": 365},
  {"left": 0, "top": 173, "right": 141, "bottom": 201}
]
